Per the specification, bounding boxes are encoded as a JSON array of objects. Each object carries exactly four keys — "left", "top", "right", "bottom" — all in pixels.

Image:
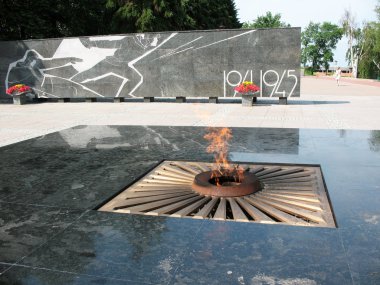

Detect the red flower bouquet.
[
  {"left": 6, "top": 84, "right": 32, "bottom": 95},
  {"left": 234, "top": 81, "right": 260, "bottom": 94}
]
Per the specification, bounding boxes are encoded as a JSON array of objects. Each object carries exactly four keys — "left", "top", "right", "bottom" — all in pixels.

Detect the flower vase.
[
  {"left": 242, "top": 94, "right": 253, "bottom": 106},
  {"left": 241, "top": 92, "right": 259, "bottom": 107},
  {"left": 12, "top": 92, "right": 28, "bottom": 105}
]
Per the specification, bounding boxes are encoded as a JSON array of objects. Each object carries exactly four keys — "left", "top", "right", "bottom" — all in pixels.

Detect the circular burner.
[{"left": 192, "top": 171, "right": 261, "bottom": 197}]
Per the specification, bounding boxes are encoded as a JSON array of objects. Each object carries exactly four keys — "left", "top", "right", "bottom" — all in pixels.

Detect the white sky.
[{"left": 235, "top": 0, "right": 378, "bottom": 66}]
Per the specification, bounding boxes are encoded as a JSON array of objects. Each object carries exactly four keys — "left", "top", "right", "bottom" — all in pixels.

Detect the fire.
[{"left": 204, "top": 127, "right": 244, "bottom": 186}]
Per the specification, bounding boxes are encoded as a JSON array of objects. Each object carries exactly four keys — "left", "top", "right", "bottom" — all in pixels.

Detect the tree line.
[
  {"left": 301, "top": 1, "right": 380, "bottom": 79},
  {"left": 243, "top": 12, "right": 345, "bottom": 76},
  {"left": 243, "top": 5, "right": 380, "bottom": 80},
  {"left": 340, "top": 2, "right": 380, "bottom": 79},
  {"left": 0, "top": 0, "right": 241, "bottom": 40}
]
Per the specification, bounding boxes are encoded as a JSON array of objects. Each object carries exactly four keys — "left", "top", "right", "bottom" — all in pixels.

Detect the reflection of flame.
[{"left": 204, "top": 127, "right": 244, "bottom": 186}]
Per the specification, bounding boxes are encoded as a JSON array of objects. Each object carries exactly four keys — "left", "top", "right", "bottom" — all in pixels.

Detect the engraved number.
[{"left": 260, "top": 69, "right": 297, "bottom": 97}]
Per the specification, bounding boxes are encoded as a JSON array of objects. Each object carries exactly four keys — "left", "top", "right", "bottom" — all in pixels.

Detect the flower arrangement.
[
  {"left": 234, "top": 81, "right": 260, "bottom": 94},
  {"left": 6, "top": 84, "right": 32, "bottom": 95}
]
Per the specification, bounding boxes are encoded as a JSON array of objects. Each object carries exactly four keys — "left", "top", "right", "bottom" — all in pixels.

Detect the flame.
[{"left": 204, "top": 127, "right": 244, "bottom": 186}]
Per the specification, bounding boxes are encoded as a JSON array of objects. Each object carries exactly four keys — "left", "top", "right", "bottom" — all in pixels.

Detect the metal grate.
[{"left": 98, "top": 161, "right": 336, "bottom": 228}]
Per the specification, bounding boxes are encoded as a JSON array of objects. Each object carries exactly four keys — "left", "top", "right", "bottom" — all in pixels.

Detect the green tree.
[
  {"left": 242, "top": 12, "right": 290, "bottom": 29},
  {"left": 57, "top": 0, "right": 112, "bottom": 37},
  {"left": 106, "top": 0, "right": 241, "bottom": 33},
  {"left": 185, "top": 0, "right": 241, "bottom": 30},
  {"left": 0, "top": 0, "right": 61, "bottom": 40},
  {"left": 0, "top": 0, "right": 241, "bottom": 40},
  {"left": 0, "top": 0, "right": 110, "bottom": 40},
  {"left": 106, "top": 0, "right": 190, "bottom": 33},
  {"left": 358, "top": 22, "right": 380, "bottom": 78},
  {"left": 357, "top": 1, "right": 380, "bottom": 79},
  {"left": 340, "top": 9, "right": 361, "bottom": 77},
  {"left": 301, "top": 22, "right": 343, "bottom": 72}
]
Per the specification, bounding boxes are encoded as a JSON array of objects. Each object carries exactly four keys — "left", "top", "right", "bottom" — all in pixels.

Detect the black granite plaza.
[{"left": 0, "top": 126, "right": 379, "bottom": 285}]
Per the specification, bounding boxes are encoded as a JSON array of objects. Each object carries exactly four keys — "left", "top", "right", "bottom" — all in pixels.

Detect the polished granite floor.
[{"left": 0, "top": 126, "right": 379, "bottom": 285}]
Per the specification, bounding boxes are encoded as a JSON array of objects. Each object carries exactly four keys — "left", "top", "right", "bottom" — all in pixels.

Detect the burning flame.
[{"left": 204, "top": 127, "right": 244, "bottom": 186}]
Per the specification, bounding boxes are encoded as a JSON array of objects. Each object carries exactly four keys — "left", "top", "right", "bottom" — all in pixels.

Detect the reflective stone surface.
[
  {"left": 0, "top": 266, "right": 146, "bottom": 285},
  {"left": 0, "top": 126, "right": 379, "bottom": 284},
  {"left": 0, "top": 202, "right": 83, "bottom": 265},
  {"left": 173, "top": 222, "right": 351, "bottom": 285}
]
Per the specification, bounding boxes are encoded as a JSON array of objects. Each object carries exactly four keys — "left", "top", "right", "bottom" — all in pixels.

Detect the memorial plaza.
[
  {"left": 0, "top": 75, "right": 379, "bottom": 284},
  {"left": 2, "top": 0, "right": 380, "bottom": 283}
]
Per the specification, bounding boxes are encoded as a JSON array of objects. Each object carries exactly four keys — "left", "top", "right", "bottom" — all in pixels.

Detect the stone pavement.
[{"left": 0, "top": 76, "right": 379, "bottom": 147}]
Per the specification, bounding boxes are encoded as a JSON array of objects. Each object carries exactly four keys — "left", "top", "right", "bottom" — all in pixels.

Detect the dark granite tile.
[
  {"left": 355, "top": 269, "right": 380, "bottom": 284},
  {"left": 0, "top": 203, "right": 84, "bottom": 264},
  {"left": 0, "top": 176, "right": 40, "bottom": 201},
  {"left": 309, "top": 136, "right": 380, "bottom": 167},
  {"left": 4, "top": 159, "right": 160, "bottom": 209},
  {"left": 1, "top": 127, "right": 378, "bottom": 164},
  {"left": 230, "top": 128, "right": 301, "bottom": 155},
  {"left": 171, "top": 221, "right": 352, "bottom": 285},
  {"left": 0, "top": 147, "right": 102, "bottom": 200},
  {"left": 20, "top": 211, "right": 204, "bottom": 284},
  {"left": 239, "top": 129, "right": 380, "bottom": 169},
  {"left": 322, "top": 165, "right": 380, "bottom": 192},
  {"left": 0, "top": 266, "right": 153, "bottom": 285},
  {"left": 0, "top": 262, "right": 12, "bottom": 275},
  {"left": 320, "top": 165, "right": 380, "bottom": 230},
  {"left": 0, "top": 126, "right": 195, "bottom": 206},
  {"left": 30, "top": 125, "right": 191, "bottom": 153},
  {"left": 229, "top": 152, "right": 319, "bottom": 167},
  {"left": 168, "top": 127, "right": 301, "bottom": 156},
  {"left": 340, "top": 226, "right": 380, "bottom": 285},
  {"left": 0, "top": 148, "right": 49, "bottom": 199},
  {"left": 331, "top": 187, "right": 380, "bottom": 230},
  {"left": 301, "top": 129, "right": 371, "bottom": 140}
]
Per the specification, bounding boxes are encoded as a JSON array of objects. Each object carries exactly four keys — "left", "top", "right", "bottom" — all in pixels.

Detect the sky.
[{"left": 235, "top": 0, "right": 378, "bottom": 66}]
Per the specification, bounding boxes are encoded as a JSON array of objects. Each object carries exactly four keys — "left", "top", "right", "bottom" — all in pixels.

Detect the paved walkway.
[
  {"left": 317, "top": 74, "right": 380, "bottom": 88},
  {"left": 0, "top": 76, "right": 379, "bottom": 147},
  {"left": 301, "top": 76, "right": 380, "bottom": 96}
]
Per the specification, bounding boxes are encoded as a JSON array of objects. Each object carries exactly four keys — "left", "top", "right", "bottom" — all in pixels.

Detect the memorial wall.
[{"left": 0, "top": 28, "right": 300, "bottom": 99}]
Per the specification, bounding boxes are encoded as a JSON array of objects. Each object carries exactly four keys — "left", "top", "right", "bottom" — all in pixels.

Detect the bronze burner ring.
[{"left": 191, "top": 171, "right": 261, "bottom": 197}]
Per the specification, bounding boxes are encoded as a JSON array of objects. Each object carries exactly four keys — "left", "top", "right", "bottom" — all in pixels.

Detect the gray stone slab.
[{"left": 0, "top": 28, "right": 301, "bottom": 99}]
